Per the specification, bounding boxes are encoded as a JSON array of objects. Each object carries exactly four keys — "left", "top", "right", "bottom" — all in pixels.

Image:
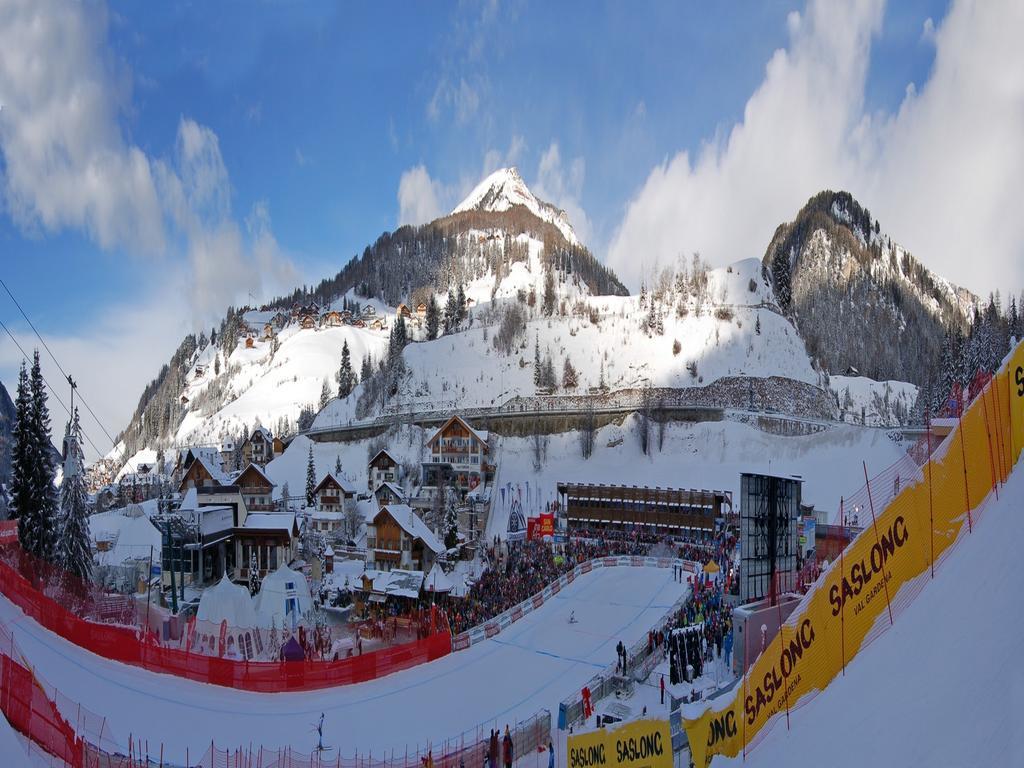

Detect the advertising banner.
[
  {"left": 568, "top": 719, "right": 673, "bottom": 768},
  {"left": 684, "top": 340, "right": 1024, "bottom": 767}
]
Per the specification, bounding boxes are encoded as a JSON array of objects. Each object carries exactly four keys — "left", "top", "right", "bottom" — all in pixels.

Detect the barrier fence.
[
  {"left": 0, "top": 545, "right": 451, "bottom": 693},
  {"left": 683, "top": 340, "right": 1024, "bottom": 767},
  {"left": 0, "top": 619, "right": 551, "bottom": 768}
]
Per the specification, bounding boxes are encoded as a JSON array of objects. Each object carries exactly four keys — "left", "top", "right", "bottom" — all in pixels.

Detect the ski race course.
[{"left": 0, "top": 563, "right": 687, "bottom": 763}]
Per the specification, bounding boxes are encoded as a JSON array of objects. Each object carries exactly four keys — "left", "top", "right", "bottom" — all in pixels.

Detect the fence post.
[
  {"left": 862, "top": 463, "right": 894, "bottom": 626},
  {"left": 742, "top": 616, "right": 748, "bottom": 761},
  {"left": 925, "top": 417, "right": 935, "bottom": 580},
  {"left": 957, "top": 400, "right": 974, "bottom": 533},
  {"left": 839, "top": 498, "right": 846, "bottom": 674},
  {"left": 980, "top": 381, "right": 999, "bottom": 500},
  {"left": 774, "top": 573, "right": 790, "bottom": 732}
]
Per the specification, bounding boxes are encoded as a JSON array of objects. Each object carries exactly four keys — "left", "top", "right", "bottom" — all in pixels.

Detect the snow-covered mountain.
[
  {"left": 765, "top": 190, "right": 976, "bottom": 386},
  {"left": 112, "top": 181, "right": 968, "bottom": 474},
  {"left": 451, "top": 167, "right": 579, "bottom": 245}
]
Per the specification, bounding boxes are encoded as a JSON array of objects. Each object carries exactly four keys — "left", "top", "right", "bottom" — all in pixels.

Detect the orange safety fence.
[
  {"left": 684, "top": 339, "right": 1024, "bottom": 767},
  {"left": 0, "top": 545, "right": 451, "bottom": 693}
]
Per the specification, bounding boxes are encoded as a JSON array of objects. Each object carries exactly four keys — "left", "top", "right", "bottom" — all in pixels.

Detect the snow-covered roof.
[
  {"left": 196, "top": 574, "right": 263, "bottom": 629},
  {"left": 233, "top": 463, "right": 275, "bottom": 488},
  {"left": 365, "top": 569, "right": 424, "bottom": 599},
  {"left": 373, "top": 481, "right": 405, "bottom": 500},
  {"left": 313, "top": 472, "right": 356, "bottom": 496},
  {"left": 90, "top": 511, "right": 161, "bottom": 566},
  {"left": 250, "top": 426, "right": 273, "bottom": 443},
  {"left": 368, "top": 448, "right": 398, "bottom": 467},
  {"left": 243, "top": 513, "right": 297, "bottom": 534},
  {"left": 424, "top": 562, "right": 454, "bottom": 593},
  {"left": 426, "top": 415, "right": 489, "bottom": 449},
  {"left": 376, "top": 504, "right": 443, "bottom": 554}
]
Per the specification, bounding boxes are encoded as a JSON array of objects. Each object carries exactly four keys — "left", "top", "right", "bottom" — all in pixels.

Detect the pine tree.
[
  {"left": 335, "top": 455, "right": 342, "bottom": 475},
  {"left": 305, "top": 444, "right": 317, "bottom": 507},
  {"left": 562, "top": 357, "right": 578, "bottom": 390},
  {"left": 444, "top": 288, "right": 457, "bottom": 333},
  {"left": 9, "top": 363, "right": 33, "bottom": 524},
  {"left": 542, "top": 269, "right": 556, "bottom": 316},
  {"left": 248, "top": 553, "right": 261, "bottom": 596},
  {"left": 56, "top": 408, "right": 92, "bottom": 580},
  {"left": 281, "top": 481, "right": 290, "bottom": 508},
  {"left": 20, "top": 352, "right": 57, "bottom": 560},
  {"left": 319, "top": 377, "right": 332, "bottom": 410},
  {"left": 443, "top": 501, "right": 459, "bottom": 549},
  {"left": 533, "top": 335, "right": 542, "bottom": 388},
  {"left": 361, "top": 354, "right": 372, "bottom": 382},
  {"left": 456, "top": 284, "right": 467, "bottom": 324},
  {"left": 426, "top": 294, "right": 440, "bottom": 340},
  {"left": 337, "top": 340, "right": 355, "bottom": 398},
  {"left": 755, "top": 314, "right": 762, "bottom": 335}
]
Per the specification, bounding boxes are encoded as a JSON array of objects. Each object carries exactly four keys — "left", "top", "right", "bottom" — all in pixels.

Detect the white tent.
[
  {"left": 193, "top": 574, "right": 268, "bottom": 660},
  {"left": 254, "top": 564, "right": 313, "bottom": 630},
  {"left": 424, "top": 562, "right": 454, "bottom": 594}
]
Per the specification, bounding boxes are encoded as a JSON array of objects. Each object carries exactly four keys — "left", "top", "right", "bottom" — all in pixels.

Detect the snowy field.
[
  {"left": 0, "top": 565, "right": 687, "bottom": 763},
  {"left": 716, "top": 462, "right": 1024, "bottom": 767}
]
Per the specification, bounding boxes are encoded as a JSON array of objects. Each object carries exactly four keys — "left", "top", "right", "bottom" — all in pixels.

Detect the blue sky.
[
  {"left": 1, "top": 0, "right": 947, "bottom": 325},
  {"left": 4, "top": 0, "right": 1022, "bottom": 453}
]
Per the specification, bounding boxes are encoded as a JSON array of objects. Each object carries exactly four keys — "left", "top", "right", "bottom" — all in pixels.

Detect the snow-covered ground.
[
  {"left": 0, "top": 713, "right": 32, "bottom": 768},
  {"left": 0, "top": 565, "right": 686, "bottom": 763},
  {"left": 827, "top": 375, "right": 917, "bottom": 427},
  {"left": 715, "top": 461, "right": 1024, "bottom": 767},
  {"left": 264, "top": 415, "right": 910, "bottom": 538}
]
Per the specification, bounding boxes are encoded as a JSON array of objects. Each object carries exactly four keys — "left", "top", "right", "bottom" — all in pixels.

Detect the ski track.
[{"left": 0, "top": 565, "right": 687, "bottom": 762}]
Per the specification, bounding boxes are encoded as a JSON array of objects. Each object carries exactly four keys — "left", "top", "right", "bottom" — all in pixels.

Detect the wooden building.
[
  {"left": 235, "top": 463, "right": 276, "bottom": 512},
  {"left": 312, "top": 472, "right": 356, "bottom": 513},
  {"left": 368, "top": 449, "right": 400, "bottom": 492},
  {"left": 421, "top": 415, "right": 491, "bottom": 495},
  {"left": 366, "top": 504, "right": 443, "bottom": 572},
  {"left": 241, "top": 427, "right": 274, "bottom": 467}
]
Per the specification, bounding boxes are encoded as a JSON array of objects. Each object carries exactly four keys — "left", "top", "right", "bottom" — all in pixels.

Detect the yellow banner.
[
  {"left": 685, "top": 340, "right": 1024, "bottom": 767},
  {"left": 568, "top": 719, "right": 673, "bottom": 768}
]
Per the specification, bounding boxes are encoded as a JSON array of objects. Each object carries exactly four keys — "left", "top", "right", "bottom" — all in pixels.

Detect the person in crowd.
[{"left": 502, "top": 726, "right": 513, "bottom": 768}]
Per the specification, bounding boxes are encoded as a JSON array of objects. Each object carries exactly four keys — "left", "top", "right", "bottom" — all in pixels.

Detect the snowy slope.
[
  {"left": 717, "top": 461, "right": 1024, "bottom": 768},
  {"left": 452, "top": 167, "right": 579, "bottom": 245},
  {"left": 0, "top": 712, "right": 31, "bottom": 768},
  {"left": 173, "top": 319, "right": 390, "bottom": 446},
  {"left": 828, "top": 375, "right": 917, "bottom": 427},
  {"left": 0, "top": 565, "right": 685, "bottom": 762},
  {"left": 313, "top": 258, "right": 820, "bottom": 428}
]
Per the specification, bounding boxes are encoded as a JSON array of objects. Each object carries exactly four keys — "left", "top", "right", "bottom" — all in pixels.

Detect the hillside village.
[{"left": 65, "top": 174, "right": 1024, "bottom": 629}]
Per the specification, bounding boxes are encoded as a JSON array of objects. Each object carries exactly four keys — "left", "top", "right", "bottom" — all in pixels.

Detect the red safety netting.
[
  {"left": 0, "top": 545, "right": 451, "bottom": 693},
  {"left": 0, "top": 652, "right": 83, "bottom": 767},
  {"left": 0, "top": 628, "right": 550, "bottom": 768}
]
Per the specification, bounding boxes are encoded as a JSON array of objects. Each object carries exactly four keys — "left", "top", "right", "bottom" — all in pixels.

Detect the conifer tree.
[
  {"left": 337, "top": 340, "right": 356, "bottom": 398},
  {"left": 562, "top": 357, "right": 578, "bottom": 390},
  {"left": 443, "top": 501, "right": 459, "bottom": 549},
  {"left": 319, "top": 377, "right": 332, "bottom": 410},
  {"left": 444, "top": 288, "right": 457, "bottom": 333},
  {"left": 56, "top": 408, "right": 92, "bottom": 580},
  {"left": 533, "top": 335, "right": 542, "bottom": 388},
  {"left": 361, "top": 354, "right": 372, "bottom": 382},
  {"left": 335, "top": 455, "right": 342, "bottom": 475},
  {"left": 456, "top": 284, "right": 467, "bottom": 324},
  {"left": 542, "top": 269, "right": 556, "bottom": 316},
  {"left": 19, "top": 352, "right": 58, "bottom": 560},
  {"left": 426, "top": 294, "right": 440, "bottom": 340},
  {"left": 9, "top": 363, "right": 33, "bottom": 526},
  {"left": 305, "top": 444, "right": 317, "bottom": 507}
]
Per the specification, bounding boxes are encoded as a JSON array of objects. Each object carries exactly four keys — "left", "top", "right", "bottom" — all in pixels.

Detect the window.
[{"left": 243, "top": 633, "right": 254, "bottom": 659}]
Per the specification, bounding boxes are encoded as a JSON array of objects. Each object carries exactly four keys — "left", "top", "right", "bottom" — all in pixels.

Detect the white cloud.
[
  {"left": 0, "top": 0, "right": 302, "bottom": 438},
  {"left": 607, "top": 0, "right": 1024, "bottom": 297},
  {"left": 397, "top": 165, "right": 445, "bottom": 226},
  {"left": 533, "top": 142, "right": 593, "bottom": 246},
  {"left": 427, "top": 76, "right": 482, "bottom": 124},
  {"left": 0, "top": 0, "right": 165, "bottom": 254}
]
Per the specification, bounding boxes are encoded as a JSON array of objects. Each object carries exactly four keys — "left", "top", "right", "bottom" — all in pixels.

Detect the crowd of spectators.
[{"left": 447, "top": 526, "right": 736, "bottom": 636}]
